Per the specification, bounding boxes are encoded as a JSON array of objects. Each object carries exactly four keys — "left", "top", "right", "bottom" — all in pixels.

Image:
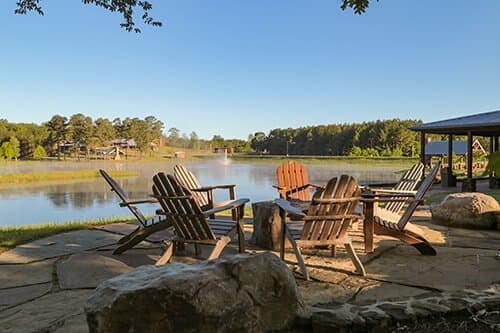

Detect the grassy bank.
[
  {"left": 229, "top": 154, "right": 418, "bottom": 167},
  {"left": 0, "top": 216, "right": 135, "bottom": 254},
  {"left": 0, "top": 169, "right": 137, "bottom": 185}
]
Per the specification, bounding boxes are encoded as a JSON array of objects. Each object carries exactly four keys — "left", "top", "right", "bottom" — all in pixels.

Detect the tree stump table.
[{"left": 250, "top": 200, "right": 309, "bottom": 251}]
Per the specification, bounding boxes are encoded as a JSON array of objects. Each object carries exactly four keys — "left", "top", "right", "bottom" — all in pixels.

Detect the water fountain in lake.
[{"left": 222, "top": 148, "right": 231, "bottom": 166}]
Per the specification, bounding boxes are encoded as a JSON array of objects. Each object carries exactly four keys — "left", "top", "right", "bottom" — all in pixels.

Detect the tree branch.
[{"left": 14, "top": 0, "right": 162, "bottom": 33}]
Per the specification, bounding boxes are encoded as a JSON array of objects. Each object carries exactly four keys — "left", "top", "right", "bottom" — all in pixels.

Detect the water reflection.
[{"left": 0, "top": 160, "right": 402, "bottom": 226}]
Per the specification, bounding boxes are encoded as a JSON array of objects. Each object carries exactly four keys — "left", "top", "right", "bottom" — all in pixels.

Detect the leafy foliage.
[
  {"left": 13, "top": 0, "right": 377, "bottom": 33},
  {"left": 33, "top": 145, "right": 47, "bottom": 159},
  {"left": 251, "top": 119, "right": 422, "bottom": 157},
  {"left": 340, "top": 0, "right": 376, "bottom": 14},
  {"left": 14, "top": 0, "right": 162, "bottom": 33},
  {"left": 485, "top": 151, "right": 500, "bottom": 175},
  {"left": 0, "top": 114, "right": 164, "bottom": 159}
]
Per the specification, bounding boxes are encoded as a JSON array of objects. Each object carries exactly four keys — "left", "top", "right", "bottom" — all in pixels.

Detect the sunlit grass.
[
  {"left": 0, "top": 169, "right": 137, "bottom": 185},
  {"left": 0, "top": 216, "right": 135, "bottom": 253},
  {"left": 230, "top": 154, "right": 418, "bottom": 167}
]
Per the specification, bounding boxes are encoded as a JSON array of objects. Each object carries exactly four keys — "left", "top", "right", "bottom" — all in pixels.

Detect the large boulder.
[
  {"left": 431, "top": 192, "right": 500, "bottom": 229},
  {"left": 85, "top": 252, "right": 304, "bottom": 333}
]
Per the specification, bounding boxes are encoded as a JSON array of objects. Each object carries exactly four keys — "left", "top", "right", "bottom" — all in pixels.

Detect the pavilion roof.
[{"left": 410, "top": 110, "right": 500, "bottom": 136}]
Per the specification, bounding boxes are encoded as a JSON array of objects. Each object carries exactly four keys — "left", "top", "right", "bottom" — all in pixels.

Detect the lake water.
[{"left": 0, "top": 159, "right": 403, "bottom": 227}]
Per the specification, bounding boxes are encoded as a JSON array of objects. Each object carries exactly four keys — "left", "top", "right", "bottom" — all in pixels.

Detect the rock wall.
[{"left": 309, "top": 286, "right": 500, "bottom": 332}]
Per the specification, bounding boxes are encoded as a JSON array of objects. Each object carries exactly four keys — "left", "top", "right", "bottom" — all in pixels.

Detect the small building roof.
[{"left": 410, "top": 110, "right": 500, "bottom": 136}]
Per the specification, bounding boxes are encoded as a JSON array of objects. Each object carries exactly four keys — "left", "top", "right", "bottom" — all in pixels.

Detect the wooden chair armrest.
[
  {"left": 211, "top": 184, "right": 237, "bottom": 189},
  {"left": 285, "top": 183, "right": 323, "bottom": 197},
  {"left": 361, "top": 192, "right": 416, "bottom": 199},
  {"left": 119, "top": 198, "right": 158, "bottom": 207},
  {"left": 368, "top": 188, "right": 417, "bottom": 195},
  {"left": 275, "top": 198, "right": 306, "bottom": 218},
  {"left": 304, "top": 214, "right": 360, "bottom": 221},
  {"left": 202, "top": 198, "right": 249, "bottom": 217},
  {"left": 272, "top": 185, "right": 286, "bottom": 190},
  {"left": 192, "top": 184, "right": 237, "bottom": 192},
  {"left": 361, "top": 197, "right": 425, "bottom": 204},
  {"left": 152, "top": 195, "right": 192, "bottom": 200},
  {"left": 312, "top": 197, "right": 361, "bottom": 204}
]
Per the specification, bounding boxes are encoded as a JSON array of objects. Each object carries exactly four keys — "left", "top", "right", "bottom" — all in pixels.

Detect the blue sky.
[{"left": 0, "top": 1, "right": 499, "bottom": 139}]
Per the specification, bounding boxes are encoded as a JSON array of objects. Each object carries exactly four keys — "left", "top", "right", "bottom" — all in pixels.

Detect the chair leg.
[
  {"left": 412, "top": 241, "right": 437, "bottom": 255},
  {"left": 285, "top": 228, "right": 309, "bottom": 280},
  {"left": 207, "top": 236, "right": 231, "bottom": 260},
  {"left": 156, "top": 241, "right": 174, "bottom": 266},
  {"left": 280, "top": 209, "right": 286, "bottom": 260},
  {"left": 117, "top": 225, "right": 141, "bottom": 244},
  {"left": 345, "top": 242, "right": 366, "bottom": 276},
  {"left": 331, "top": 245, "right": 337, "bottom": 258},
  {"left": 113, "top": 221, "right": 172, "bottom": 255},
  {"left": 237, "top": 219, "right": 246, "bottom": 253}
]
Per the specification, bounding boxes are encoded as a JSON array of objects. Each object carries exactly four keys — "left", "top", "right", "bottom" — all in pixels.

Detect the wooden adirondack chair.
[
  {"left": 152, "top": 172, "right": 249, "bottom": 265},
  {"left": 173, "top": 164, "right": 237, "bottom": 213},
  {"left": 362, "top": 162, "right": 441, "bottom": 255},
  {"left": 275, "top": 175, "right": 366, "bottom": 280},
  {"left": 99, "top": 169, "right": 172, "bottom": 255},
  {"left": 274, "top": 160, "right": 322, "bottom": 201},
  {"left": 365, "top": 162, "right": 425, "bottom": 216}
]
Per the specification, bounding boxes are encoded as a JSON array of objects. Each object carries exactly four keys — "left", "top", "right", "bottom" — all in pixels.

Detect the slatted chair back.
[
  {"left": 276, "top": 160, "right": 311, "bottom": 201},
  {"left": 300, "top": 175, "right": 360, "bottom": 243},
  {"left": 173, "top": 164, "right": 210, "bottom": 208},
  {"left": 384, "top": 162, "right": 425, "bottom": 214},
  {"left": 153, "top": 172, "right": 216, "bottom": 242},
  {"left": 99, "top": 169, "right": 148, "bottom": 227},
  {"left": 396, "top": 162, "right": 441, "bottom": 230}
]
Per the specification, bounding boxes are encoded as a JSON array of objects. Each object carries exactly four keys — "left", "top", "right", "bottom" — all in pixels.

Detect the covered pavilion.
[{"left": 410, "top": 110, "right": 500, "bottom": 191}]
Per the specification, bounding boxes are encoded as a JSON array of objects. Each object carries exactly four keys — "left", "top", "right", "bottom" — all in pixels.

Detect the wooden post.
[
  {"left": 420, "top": 131, "right": 426, "bottom": 171},
  {"left": 362, "top": 197, "right": 375, "bottom": 253},
  {"left": 447, "top": 134, "right": 453, "bottom": 172},
  {"left": 490, "top": 136, "right": 495, "bottom": 177},
  {"left": 467, "top": 131, "right": 473, "bottom": 179},
  {"left": 495, "top": 136, "right": 499, "bottom": 152}
]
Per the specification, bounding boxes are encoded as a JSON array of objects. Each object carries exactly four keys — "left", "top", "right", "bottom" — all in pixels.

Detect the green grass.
[
  {"left": 0, "top": 216, "right": 135, "bottom": 254},
  {"left": 0, "top": 169, "right": 137, "bottom": 185},
  {"left": 230, "top": 154, "right": 418, "bottom": 167}
]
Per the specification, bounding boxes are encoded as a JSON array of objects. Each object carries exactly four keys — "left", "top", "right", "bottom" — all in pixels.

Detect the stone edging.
[{"left": 308, "top": 287, "right": 500, "bottom": 332}]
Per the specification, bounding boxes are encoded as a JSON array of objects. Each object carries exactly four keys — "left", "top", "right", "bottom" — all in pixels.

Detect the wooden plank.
[{"left": 174, "top": 165, "right": 209, "bottom": 207}]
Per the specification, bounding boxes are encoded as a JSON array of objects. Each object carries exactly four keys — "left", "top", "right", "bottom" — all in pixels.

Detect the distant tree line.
[
  {"left": 0, "top": 114, "right": 164, "bottom": 160},
  {"left": 250, "top": 119, "right": 424, "bottom": 157},
  {"left": 165, "top": 128, "right": 252, "bottom": 153}
]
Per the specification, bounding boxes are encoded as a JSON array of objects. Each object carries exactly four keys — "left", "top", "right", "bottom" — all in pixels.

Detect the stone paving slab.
[
  {"left": 448, "top": 227, "right": 500, "bottom": 240},
  {"left": 353, "top": 281, "right": 430, "bottom": 303},
  {"left": 299, "top": 280, "right": 359, "bottom": 306},
  {"left": 0, "top": 283, "right": 52, "bottom": 311},
  {"left": 97, "top": 248, "right": 161, "bottom": 267},
  {"left": 0, "top": 290, "right": 92, "bottom": 333},
  {"left": 366, "top": 245, "right": 500, "bottom": 291},
  {"left": 57, "top": 254, "right": 132, "bottom": 289},
  {"left": 0, "top": 259, "right": 55, "bottom": 288},
  {"left": 0, "top": 230, "right": 122, "bottom": 264},
  {"left": 53, "top": 313, "right": 88, "bottom": 333},
  {"left": 448, "top": 236, "right": 500, "bottom": 250}
]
